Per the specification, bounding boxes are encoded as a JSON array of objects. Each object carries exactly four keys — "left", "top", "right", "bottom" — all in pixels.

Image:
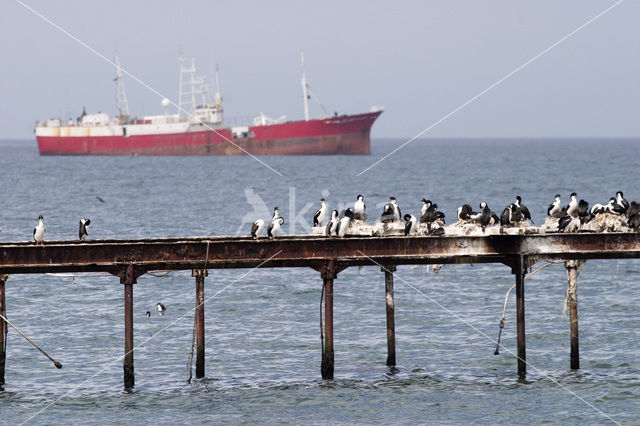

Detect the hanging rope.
[
  {"left": 0, "top": 312, "right": 62, "bottom": 369},
  {"left": 494, "top": 261, "right": 561, "bottom": 355}
]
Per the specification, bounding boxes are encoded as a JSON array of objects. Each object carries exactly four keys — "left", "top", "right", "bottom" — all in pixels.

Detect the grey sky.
[{"left": 1, "top": 0, "right": 638, "bottom": 140}]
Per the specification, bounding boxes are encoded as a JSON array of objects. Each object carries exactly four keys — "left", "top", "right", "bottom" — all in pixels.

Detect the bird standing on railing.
[{"left": 33, "top": 216, "right": 45, "bottom": 246}]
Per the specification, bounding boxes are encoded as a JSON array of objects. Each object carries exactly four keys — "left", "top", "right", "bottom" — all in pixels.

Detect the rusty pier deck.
[{"left": 1, "top": 232, "right": 639, "bottom": 388}]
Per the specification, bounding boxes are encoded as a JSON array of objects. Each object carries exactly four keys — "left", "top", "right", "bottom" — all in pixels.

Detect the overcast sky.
[{"left": 1, "top": 0, "right": 638, "bottom": 140}]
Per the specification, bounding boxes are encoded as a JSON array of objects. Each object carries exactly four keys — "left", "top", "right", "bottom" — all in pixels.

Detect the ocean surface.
[{"left": 0, "top": 137, "right": 639, "bottom": 425}]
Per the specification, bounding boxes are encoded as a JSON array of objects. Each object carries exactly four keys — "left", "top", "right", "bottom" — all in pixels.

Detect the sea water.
[{"left": 0, "top": 138, "right": 639, "bottom": 424}]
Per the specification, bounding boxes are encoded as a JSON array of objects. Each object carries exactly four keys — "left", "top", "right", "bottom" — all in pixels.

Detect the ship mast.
[
  {"left": 114, "top": 51, "right": 130, "bottom": 121},
  {"left": 301, "top": 52, "right": 310, "bottom": 121}
]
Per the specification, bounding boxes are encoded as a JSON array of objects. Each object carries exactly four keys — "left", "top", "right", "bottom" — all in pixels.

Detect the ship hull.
[{"left": 36, "top": 111, "right": 381, "bottom": 156}]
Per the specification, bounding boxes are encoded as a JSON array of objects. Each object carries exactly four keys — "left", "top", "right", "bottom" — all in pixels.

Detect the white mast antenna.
[
  {"left": 214, "top": 63, "right": 222, "bottom": 109},
  {"left": 114, "top": 51, "right": 130, "bottom": 119},
  {"left": 301, "top": 51, "right": 310, "bottom": 121}
]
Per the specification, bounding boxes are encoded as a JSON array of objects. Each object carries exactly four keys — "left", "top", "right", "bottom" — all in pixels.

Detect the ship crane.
[{"left": 114, "top": 51, "right": 130, "bottom": 122}]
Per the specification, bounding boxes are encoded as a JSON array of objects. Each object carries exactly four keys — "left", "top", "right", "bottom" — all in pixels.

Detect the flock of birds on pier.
[
  {"left": 8, "top": 191, "right": 640, "bottom": 244},
  {"left": 249, "top": 191, "right": 640, "bottom": 238}
]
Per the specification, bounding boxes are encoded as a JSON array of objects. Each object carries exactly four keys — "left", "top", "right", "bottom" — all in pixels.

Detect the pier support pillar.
[
  {"left": 513, "top": 257, "right": 527, "bottom": 377},
  {"left": 192, "top": 269, "right": 208, "bottom": 379},
  {"left": 383, "top": 265, "right": 397, "bottom": 367},
  {"left": 0, "top": 275, "right": 7, "bottom": 386},
  {"left": 320, "top": 261, "right": 337, "bottom": 380},
  {"left": 565, "top": 260, "right": 581, "bottom": 370},
  {"left": 120, "top": 265, "right": 139, "bottom": 389}
]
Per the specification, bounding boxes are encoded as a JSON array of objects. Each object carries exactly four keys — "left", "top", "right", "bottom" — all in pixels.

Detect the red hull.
[{"left": 37, "top": 111, "right": 382, "bottom": 156}]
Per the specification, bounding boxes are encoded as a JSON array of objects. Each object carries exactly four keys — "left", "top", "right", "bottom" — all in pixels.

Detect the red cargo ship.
[{"left": 35, "top": 54, "right": 382, "bottom": 156}]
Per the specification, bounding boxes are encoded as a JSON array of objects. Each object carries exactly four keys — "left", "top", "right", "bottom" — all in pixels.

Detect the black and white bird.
[
  {"left": 515, "top": 196, "right": 533, "bottom": 223},
  {"left": 272, "top": 206, "right": 280, "bottom": 220},
  {"left": 325, "top": 209, "right": 339, "bottom": 236},
  {"left": 566, "top": 193, "right": 579, "bottom": 218},
  {"left": 615, "top": 191, "right": 629, "bottom": 214},
  {"left": 313, "top": 198, "right": 327, "bottom": 227},
  {"left": 457, "top": 204, "right": 479, "bottom": 222},
  {"left": 420, "top": 200, "right": 445, "bottom": 232},
  {"left": 547, "top": 194, "right": 563, "bottom": 218},
  {"left": 157, "top": 302, "right": 166, "bottom": 313},
  {"left": 500, "top": 204, "right": 523, "bottom": 232},
  {"left": 251, "top": 219, "right": 265, "bottom": 238},
  {"left": 337, "top": 208, "right": 354, "bottom": 237},
  {"left": 79, "top": 218, "right": 91, "bottom": 240},
  {"left": 479, "top": 202, "right": 499, "bottom": 232},
  {"left": 389, "top": 197, "right": 401, "bottom": 222},
  {"left": 354, "top": 195, "right": 366, "bottom": 221},
  {"left": 33, "top": 215, "right": 45, "bottom": 246},
  {"left": 380, "top": 203, "right": 396, "bottom": 224},
  {"left": 404, "top": 214, "right": 417, "bottom": 236},
  {"left": 268, "top": 217, "right": 285, "bottom": 239},
  {"left": 577, "top": 199, "right": 591, "bottom": 224},
  {"left": 628, "top": 201, "right": 640, "bottom": 217}
]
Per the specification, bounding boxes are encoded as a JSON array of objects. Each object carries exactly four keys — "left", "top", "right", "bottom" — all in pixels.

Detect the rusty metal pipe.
[
  {"left": 193, "top": 269, "right": 207, "bottom": 378},
  {"left": 321, "top": 261, "right": 335, "bottom": 380},
  {"left": 565, "top": 261, "right": 580, "bottom": 370},
  {"left": 515, "top": 257, "right": 526, "bottom": 377},
  {"left": 383, "top": 266, "right": 396, "bottom": 367},
  {"left": 122, "top": 267, "right": 135, "bottom": 389},
  {"left": 0, "top": 275, "right": 7, "bottom": 385}
]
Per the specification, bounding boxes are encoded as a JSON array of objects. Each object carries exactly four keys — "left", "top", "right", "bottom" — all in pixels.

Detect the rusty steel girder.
[{"left": 2, "top": 233, "right": 640, "bottom": 275}]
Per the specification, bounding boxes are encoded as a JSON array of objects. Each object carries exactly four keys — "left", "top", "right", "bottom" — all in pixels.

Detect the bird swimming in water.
[
  {"left": 325, "top": 209, "right": 339, "bottom": 236},
  {"left": 337, "top": 208, "right": 354, "bottom": 237},
  {"left": 79, "top": 218, "right": 91, "bottom": 240},
  {"left": 354, "top": 195, "right": 366, "bottom": 221},
  {"left": 547, "top": 194, "right": 563, "bottom": 218},
  {"left": 33, "top": 215, "right": 45, "bottom": 246},
  {"left": 268, "top": 217, "right": 285, "bottom": 239},
  {"left": 404, "top": 214, "right": 417, "bottom": 235},
  {"left": 146, "top": 311, "right": 151, "bottom": 318},
  {"left": 313, "top": 198, "right": 327, "bottom": 227},
  {"left": 251, "top": 219, "right": 265, "bottom": 239},
  {"left": 157, "top": 302, "right": 166, "bottom": 313}
]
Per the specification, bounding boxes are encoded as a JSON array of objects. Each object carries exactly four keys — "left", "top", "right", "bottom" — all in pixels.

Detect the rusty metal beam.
[
  {"left": 383, "top": 265, "right": 396, "bottom": 367},
  {"left": 0, "top": 274, "right": 7, "bottom": 385},
  {"left": 3, "top": 233, "right": 640, "bottom": 274},
  {"left": 192, "top": 269, "right": 207, "bottom": 379}
]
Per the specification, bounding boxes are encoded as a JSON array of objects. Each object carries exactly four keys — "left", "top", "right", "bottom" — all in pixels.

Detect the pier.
[{"left": 1, "top": 232, "right": 640, "bottom": 387}]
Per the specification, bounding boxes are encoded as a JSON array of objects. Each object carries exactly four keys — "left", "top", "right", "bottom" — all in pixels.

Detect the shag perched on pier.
[
  {"left": 337, "top": 208, "right": 354, "bottom": 237},
  {"left": 33, "top": 215, "right": 45, "bottom": 246},
  {"left": 325, "top": 209, "right": 339, "bottom": 236},
  {"left": 515, "top": 196, "right": 533, "bottom": 223},
  {"left": 251, "top": 219, "right": 265, "bottom": 239},
  {"left": 354, "top": 195, "right": 367, "bottom": 221},
  {"left": 547, "top": 194, "right": 564, "bottom": 218},
  {"left": 79, "top": 218, "right": 91, "bottom": 240},
  {"left": 389, "top": 197, "right": 401, "bottom": 222},
  {"left": 380, "top": 203, "right": 396, "bottom": 224},
  {"left": 268, "top": 217, "right": 285, "bottom": 239},
  {"left": 313, "top": 199, "right": 327, "bottom": 227},
  {"left": 615, "top": 191, "right": 629, "bottom": 214},
  {"left": 566, "top": 193, "right": 579, "bottom": 218},
  {"left": 457, "top": 204, "right": 479, "bottom": 222},
  {"left": 479, "top": 202, "right": 499, "bottom": 232},
  {"left": 404, "top": 214, "right": 417, "bottom": 235},
  {"left": 420, "top": 200, "right": 445, "bottom": 233}
]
